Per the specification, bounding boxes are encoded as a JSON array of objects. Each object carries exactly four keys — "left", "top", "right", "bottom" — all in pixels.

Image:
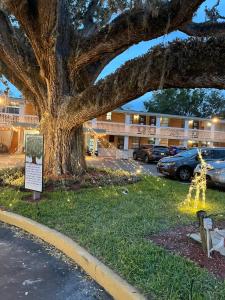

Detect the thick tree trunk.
[{"left": 43, "top": 123, "right": 87, "bottom": 176}]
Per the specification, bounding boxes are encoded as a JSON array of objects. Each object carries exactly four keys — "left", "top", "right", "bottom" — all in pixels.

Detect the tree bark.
[{"left": 43, "top": 122, "right": 87, "bottom": 176}]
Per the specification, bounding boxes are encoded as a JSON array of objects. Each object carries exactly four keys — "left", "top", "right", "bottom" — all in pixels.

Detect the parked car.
[
  {"left": 168, "top": 145, "right": 187, "bottom": 156},
  {"left": 157, "top": 147, "right": 225, "bottom": 181},
  {"left": 194, "top": 160, "right": 225, "bottom": 188},
  {"left": 133, "top": 145, "right": 169, "bottom": 163}
]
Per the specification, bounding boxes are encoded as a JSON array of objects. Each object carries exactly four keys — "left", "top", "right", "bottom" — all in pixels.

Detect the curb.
[{"left": 0, "top": 210, "right": 146, "bottom": 300}]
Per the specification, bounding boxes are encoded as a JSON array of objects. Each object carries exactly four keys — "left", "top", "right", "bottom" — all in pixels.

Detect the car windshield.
[{"left": 174, "top": 148, "right": 198, "bottom": 158}]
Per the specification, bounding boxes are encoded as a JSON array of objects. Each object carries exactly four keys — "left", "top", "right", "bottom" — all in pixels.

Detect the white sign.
[{"left": 25, "top": 134, "right": 44, "bottom": 192}]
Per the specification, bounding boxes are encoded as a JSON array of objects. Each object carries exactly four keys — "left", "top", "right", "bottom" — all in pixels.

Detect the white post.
[
  {"left": 210, "top": 124, "right": 215, "bottom": 147},
  {"left": 156, "top": 116, "right": 161, "bottom": 135},
  {"left": 124, "top": 136, "right": 129, "bottom": 150},
  {"left": 155, "top": 117, "right": 161, "bottom": 145},
  {"left": 91, "top": 118, "right": 97, "bottom": 128},
  {"left": 125, "top": 114, "right": 131, "bottom": 134},
  {"left": 155, "top": 138, "right": 160, "bottom": 146},
  {"left": 19, "top": 103, "right": 25, "bottom": 116},
  {"left": 184, "top": 119, "right": 189, "bottom": 147}
]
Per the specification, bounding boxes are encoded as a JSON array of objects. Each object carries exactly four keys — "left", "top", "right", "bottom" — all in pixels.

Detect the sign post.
[{"left": 25, "top": 134, "right": 44, "bottom": 200}]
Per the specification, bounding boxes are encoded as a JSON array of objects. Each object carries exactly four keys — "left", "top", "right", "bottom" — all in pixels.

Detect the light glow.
[{"left": 180, "top": 150, "right": 207, "bottom": 213}]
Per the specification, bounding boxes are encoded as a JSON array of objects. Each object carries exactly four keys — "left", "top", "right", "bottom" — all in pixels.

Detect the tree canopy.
[
  {"left": 0, "top": 0, "right": 225, "bottom": 175},
  {"left": 144, "top": 89, "right": 225, "bottom": 118}
]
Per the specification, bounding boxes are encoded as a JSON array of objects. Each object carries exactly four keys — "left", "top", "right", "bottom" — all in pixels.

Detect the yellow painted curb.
[{"left": 0, "top": 210, "right": 146, "bottom": 300}]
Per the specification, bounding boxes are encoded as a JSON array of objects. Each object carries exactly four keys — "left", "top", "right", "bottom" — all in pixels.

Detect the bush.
[
  {"left": 0, "top": 166, "right": 140, "bottom": 190},
  {"left": 0, "top": 167, "right": 24, "bottom": 187}
]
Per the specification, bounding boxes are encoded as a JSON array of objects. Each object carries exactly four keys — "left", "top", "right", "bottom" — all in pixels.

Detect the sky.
[{"left": 1, "top": 0, "right": 224, "bottom": 111}]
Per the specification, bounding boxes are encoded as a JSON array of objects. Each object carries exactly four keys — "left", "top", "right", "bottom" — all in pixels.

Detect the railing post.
[
  {"left": 210, "top": 124, "right": 215, "bottom": 146},
  {"left": 183, "top": 119, "right": 189, "bottom": 147},
  {"left": 125, "top": 114, "right": 131, "bottom": 134},
  {"left": 91, "top": 118, "right": 97, "bottom": 128}
]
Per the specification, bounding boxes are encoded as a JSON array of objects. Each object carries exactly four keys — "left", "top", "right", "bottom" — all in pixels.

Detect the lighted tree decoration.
[
  {"left": 0, "top": 0, "right": 225, "bottom": 176},
  {"left": 26, "top": 135, "right": 43, "bottom": 164},
  {"left": 182, "top": 150, "right": 207, "bottom": 210}
]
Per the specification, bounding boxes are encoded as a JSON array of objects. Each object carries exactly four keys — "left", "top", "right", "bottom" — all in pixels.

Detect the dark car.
[
  {"left": 168, "top": 145, "right": 187, "bottom": 156},
  {"left": 157, "top": 147, "right": 225, "bottom": 181},
  {"left": 133, "top": 145, "right": 169, "bottom": 163}
]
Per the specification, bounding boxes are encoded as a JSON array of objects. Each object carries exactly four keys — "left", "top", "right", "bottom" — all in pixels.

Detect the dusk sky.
[{"left": 1, "top": 0, "right": 224, "bottom": 111}]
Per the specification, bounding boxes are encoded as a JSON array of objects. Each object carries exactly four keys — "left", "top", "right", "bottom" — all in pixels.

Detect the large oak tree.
[{"left": 0, "top": 0, "right": 225, "bottom": 175}]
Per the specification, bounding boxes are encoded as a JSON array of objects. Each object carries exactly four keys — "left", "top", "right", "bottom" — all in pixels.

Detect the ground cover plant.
[
  {"left": 0, "top": 167, "right": 139, "bottom": 191},
  {"left": 1, "top": 175, "right": 225, "bottom": 298}
]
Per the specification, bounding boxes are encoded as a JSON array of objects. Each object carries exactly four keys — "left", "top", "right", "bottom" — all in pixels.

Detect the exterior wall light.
[{"left": 212, "top": 117, "right": 219, "bottom": 124}]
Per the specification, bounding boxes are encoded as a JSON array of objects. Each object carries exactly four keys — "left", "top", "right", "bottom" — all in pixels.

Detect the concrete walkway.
[
  {"left": 0, "top": 154, "right": 24, "bottom": 169},
  {"left": 0, "top": 154, "right": 159, "bottom": 176},
  {"left": 0, "top": 222, "right": 111, "bottom": 300}
]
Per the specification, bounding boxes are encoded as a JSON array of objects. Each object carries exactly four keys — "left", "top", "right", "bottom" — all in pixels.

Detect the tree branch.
[
  {"left": 0, "top": 10, "right": 46, "bottom": 107},
  {"left": 180, "top": 21, "right": 225, "bottom": 37},
  {"left": 62, "top": 37, "right": 225, "bottom": 129},
  {"left": 69, "top": 0, "right": 204, "bottom": 78},
  {"left": 2, "top": 0, "right": 60, "bottom": 78},
  {"left": 0, "top": 59, "right": 41, "bottom": 112}
]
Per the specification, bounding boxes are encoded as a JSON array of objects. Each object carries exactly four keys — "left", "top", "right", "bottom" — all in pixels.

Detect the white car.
[{"left": 194, "top": 161, "right": 225, "bottom": 188}]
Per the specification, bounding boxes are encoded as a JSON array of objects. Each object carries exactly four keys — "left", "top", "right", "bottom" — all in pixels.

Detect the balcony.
[
  {"left": 85, "top": 121, "right": 225, "bottom": 143},
  {"left": 0, "top": 113, "right": 39, "bottom": 126}
]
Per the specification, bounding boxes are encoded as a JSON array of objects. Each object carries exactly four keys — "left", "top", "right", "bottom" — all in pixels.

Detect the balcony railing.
[
  {"left": 85, "top": 121, "right": 225, "bottom": 143},
  {"left": 0, "top": 113, "right": 39, "bottom": 125}
]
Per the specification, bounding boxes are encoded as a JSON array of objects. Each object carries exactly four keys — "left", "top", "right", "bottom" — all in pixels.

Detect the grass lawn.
[{"left": 1, "top": 175, "right": 225, "bottom": 299}]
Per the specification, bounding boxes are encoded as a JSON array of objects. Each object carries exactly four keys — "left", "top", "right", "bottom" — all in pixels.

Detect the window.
[
  {"left": 139, "top": 115, "right": 146, "bottom": 125},
  {"left": 106, "top": 112, "right": 112, "bottom": 120},
  {"left": 160, "top": 117, "right": 169, "bottom": 127},
  {"left": 131, "top": 137, "right": 140, "bottom": 149},
  {"left": 149, "top": 116, "right": 156, "bottom": 126},
  {"left": 117, "top": 136, "right": 124, "bottom": 149},
  {"left": 2, "top": 106, "right": 20, "bottom": 114},
  {"left": 213, "top": 150, "right": 225, "bottom": 159},
  {"left": 201, "top": 149, "right": 212, "bottom": 159},
  {"left": 148, "top": 137, "right": 155, "bottom": 144},
  {"left": 109, "top": 135, "right": 114, "bottom": 143}
]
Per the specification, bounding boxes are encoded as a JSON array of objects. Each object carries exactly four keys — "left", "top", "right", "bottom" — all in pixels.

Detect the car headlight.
[{"left": 164, "top": 162, "right": 176, "bottom": 166}]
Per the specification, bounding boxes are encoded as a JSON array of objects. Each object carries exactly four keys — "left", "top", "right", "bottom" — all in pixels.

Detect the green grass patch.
[{"left": 1, "top": 175, "right": 225, "bottom": 299}]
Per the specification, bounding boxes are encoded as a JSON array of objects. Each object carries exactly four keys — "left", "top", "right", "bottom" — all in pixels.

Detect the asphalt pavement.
[{"left": 0, "top": 222, "right": 111, "bottom": 300}]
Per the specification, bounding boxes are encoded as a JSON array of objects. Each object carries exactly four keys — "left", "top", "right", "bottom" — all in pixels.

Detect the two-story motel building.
[{"left": 1, "top": 96, "right": 225, "bottom": 157}]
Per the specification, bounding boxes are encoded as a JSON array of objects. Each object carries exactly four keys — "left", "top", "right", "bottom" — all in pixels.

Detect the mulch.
[{"left": 147, "top": 221, "right": 225, "bottom": 279}]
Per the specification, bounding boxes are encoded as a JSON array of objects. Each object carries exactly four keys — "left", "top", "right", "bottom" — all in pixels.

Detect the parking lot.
[{"left": 86, "top": 156, "right": 160, "bottom": 176}]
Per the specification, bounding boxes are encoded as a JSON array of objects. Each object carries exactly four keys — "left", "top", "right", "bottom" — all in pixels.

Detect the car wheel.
[
  {"left": 133, "top": 153, "right": 137, "bottom": 160},
  {"left": 178, "top": 167, "right": 192, "bottom": 181},
  {"left": 144, "top": 155, "right": 149, "bottom": 163}
]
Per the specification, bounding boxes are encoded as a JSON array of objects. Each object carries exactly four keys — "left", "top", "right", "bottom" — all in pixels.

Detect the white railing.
[
  {"left": 159, "top": 127, "right": 186, "bottom": 139},
  {"left": 91, "top": 121, "right": 127, "bottom": 134},
  {"left": 213, "top": 131, "right": 225, "bottom": 142},
  {"left": 18, "top": 115, "right": 39, "bottom": 124},
  {"left": 0, "top": 113, "right": 19, "bottom": 124},
  {"left": 86, "top": 121, "right": 225, "bottom": 144},
  {"left": 188, "top": 129, "right": 212, "bottom": 141},
  {"left": 0, "top": 113, "right": 39, "bottom": 125},
  {"left": 129, "top": 124, "right": 157, "bottom": 136}
]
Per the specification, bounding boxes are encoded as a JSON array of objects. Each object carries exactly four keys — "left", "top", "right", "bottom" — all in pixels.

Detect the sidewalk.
[{"left": 0, "top": 154, "right": 24, "bottom": 169}]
